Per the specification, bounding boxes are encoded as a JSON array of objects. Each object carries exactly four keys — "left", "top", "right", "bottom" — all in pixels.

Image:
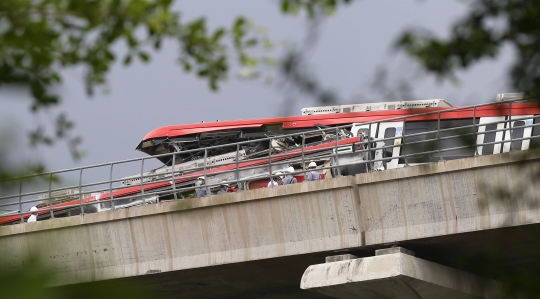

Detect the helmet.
[
  {"left": 275, "top": 172, "right": 283, "bottom": 179},
  {"left": 220, "top": 181, "right": 230, "bottom": 187},
  {"left": 308, "top": 162, "right": 317, "bottom": 168},
  {"left": 197, "top": 176, "right": 205, "bottom": 180},
  {"left": 286, "top": 166, "right": 295, "bottom": 174},
  {"left": 30, "top": 207, "right": 38, "bottom": 213}
]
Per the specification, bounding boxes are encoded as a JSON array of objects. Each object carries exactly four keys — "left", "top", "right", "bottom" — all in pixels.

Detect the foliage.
[
  {"left": 0, "top": 254, "right": 162, "bottom": 299},
  {"left": 280, "top": 0, "right": 352, "bottom": 18},
  {"left": 0, "top": 0, "right": 256, "bottom": 180},
  {"left": 397, "top": 0, "right": 540, "bottom": 101}
]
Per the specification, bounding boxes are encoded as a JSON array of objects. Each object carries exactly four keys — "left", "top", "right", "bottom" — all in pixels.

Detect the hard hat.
[
  {"left": 220, "top": 181, "right": 230, "bottom": 187},
  {"left": 275, "top": 172, "right": 283, "bottom": 176},
  {"left": 286, "top": 166, "right": 295, "bottom": 173},
  {"left": 30, "top": 207, "right": 38, "bottom": 213},
  {"left": 308, "top": 162, "right": 317, "bottom": 168},
  {"left": 197, "top": 176, "right": 205, "bottom": 180}
]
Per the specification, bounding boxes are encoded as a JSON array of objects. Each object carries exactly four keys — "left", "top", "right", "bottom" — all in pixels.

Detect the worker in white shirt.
[
  {"left": 305, "top": 162, "right": 321, "bottom": 181},
  {"left": 281, "top": 167, "right": 297, "bottom": 185},
  {"left": 27, "top": 206, "right": 38, "bottom": 223},
  {"left": 267, "top": 172, "right": 283, "bottom": 187}
]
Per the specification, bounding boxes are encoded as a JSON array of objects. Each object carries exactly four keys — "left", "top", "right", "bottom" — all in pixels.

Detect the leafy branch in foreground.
[
  {"left": 0, "top": 0, "right": 257, "bottom": 163},
  {"left": 397, "top": 0, "right": 540, "bottom": 100}
]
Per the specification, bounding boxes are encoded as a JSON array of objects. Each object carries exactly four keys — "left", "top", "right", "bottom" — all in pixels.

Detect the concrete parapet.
[
  {"left": 0, "top": 176, "right": 363, "bottom": 286},
  {"left": 301, "top": 253, "right": 501, "bottom": 299},
  {"left": 356, "top": 150, "right": 540, "bottom": 245}
]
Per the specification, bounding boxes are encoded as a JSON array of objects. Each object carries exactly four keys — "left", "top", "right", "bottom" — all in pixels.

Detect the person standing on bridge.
[
  {"left": 195, "top": 176, "right": 209, "bottom": 197},
  {"left": 282, "top": 167, "right": 297, "bottom": 185},
  {"left": 217, "top": 182, "right": 232, "bottom": 194},
  {"left": 27, "top": 206, "right": 38, "bottom": 223},
  {"left": 267, "top": 172, "right": 283, "bottom": 187},
  {"left": 305, "top": 162, "right": 321, "bottom": 181}
]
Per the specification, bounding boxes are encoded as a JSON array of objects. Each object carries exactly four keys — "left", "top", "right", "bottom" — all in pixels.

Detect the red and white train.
[{"left": 2, "top": 94, "right": 539, "bottom": 225}]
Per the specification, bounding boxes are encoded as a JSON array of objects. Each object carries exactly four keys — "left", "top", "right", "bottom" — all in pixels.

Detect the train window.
[
  {"left": 401, "top": 119, "right": 478, "bottom": 163},
  {"left": 383, "top": 127, "right": 396, "bottom": 158},
  {"left": 482, "top": 123, "right": 498, "bottom": 155},
  {"left": 532, "top": 116, "right": 540, "bottom": 149},
  {"left": 511, "top": 120, "right": 525, "bottom": 150},
  {"left": 434, "top": 120, "right": 477, "bottom": 159},
  {"left": 401, "top": 125, "right": 430, "bottom": 163}
]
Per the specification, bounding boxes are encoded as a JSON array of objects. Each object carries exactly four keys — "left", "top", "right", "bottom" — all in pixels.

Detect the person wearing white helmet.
[
  {"left": 217, "top": 181, "right": 231, "bottom": 194},
  {"left": 267, "top": 172, "right": 283, "bottom": 187},
  {"left": 195, "top": 176, "right": 209, "bottom": 197},
  {"left": 27, "top": 206, "right": 38, "bottom": 223},
  {"left": 282, "top": 167, "right": 297, "bottom": 185},
  {"left": 305, "top": 162, "right": 321, "bottom": 181}
]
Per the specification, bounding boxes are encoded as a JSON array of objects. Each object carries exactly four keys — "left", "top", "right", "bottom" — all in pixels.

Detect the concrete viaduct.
[{"left": 1, "top": 150, "right": 540, "bottom": 298}]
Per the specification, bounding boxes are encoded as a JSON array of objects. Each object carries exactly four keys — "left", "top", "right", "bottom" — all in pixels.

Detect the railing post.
[
  {"left": 236, "top": 143, "right": 240, "bottom": 187},
  {"left": 140, "top": 158, "right": 147, "bottom": 204},
  {"left": 79, "top": 168, "right": 84, "bottom": 215},
  {"left": 171, "top": 155, "right": 177, "bottom": 201},
  {"left": 301, "top": 133, "right": 306, "bottom": 179},
  {"left": 268, "top": 137, "right": 273, "bottom": 187},
  {"left": 438, "top": 112, "right": 443, "bottom": 161},
  {"left": 367, "top": 123, "right": 373, "bottom": 171},
  {"left": 48, "top": 173, "right": 54, "bottom": 219},
  {"left": 109, "top": 163, "right": 115, "bottom": 210},
  {"left": 473, "top": 106, "right": 478, "bottom": 156},
  {"left": 509, "top": 101, "right": 513, "bottom": 151},
  {"left": 334, "top": 127, "right": 340, "bottom": 177},
  {"left": 18, "top": 180, "right": 23, "bottom": 223},
  {"left": 403, "top": 117, "right": 409, "bottom": 166},
  {"left": 203, "top": 149, "right": 208, "bottom": 194}
]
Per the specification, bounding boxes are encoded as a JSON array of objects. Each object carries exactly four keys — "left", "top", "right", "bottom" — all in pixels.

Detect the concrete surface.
[
  {"left": 357, "top": 150, "right": 540, "bottom": 245},
  {"left": 301, "top": 253, "right": 501, "bottom": 299},
  {"left": 0, "top": 176, "right": 363, "bottom": 286},
  {"left": 375, "top": 246, "right": 415, "bottom": 256},
  {"left": 0, "top": 149, "right": 539, "bottom": 298}
]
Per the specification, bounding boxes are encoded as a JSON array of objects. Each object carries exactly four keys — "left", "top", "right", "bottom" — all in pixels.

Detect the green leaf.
[
  {"left": 123, "top": 55, "right": 132, "bottom": 65},
  {"left": 138, "top": 52, "right": 150, "bottom": 62}
]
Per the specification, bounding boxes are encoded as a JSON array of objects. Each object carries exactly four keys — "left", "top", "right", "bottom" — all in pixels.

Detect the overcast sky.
[{"left": 0, "top": 0, "right": 516, "bottom": 187}]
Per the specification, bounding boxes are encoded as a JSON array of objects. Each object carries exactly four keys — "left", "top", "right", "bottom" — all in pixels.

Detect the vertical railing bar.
[
  {"left": 79, "top": 168, "right": 84, "bottom": 215},
  {"left": 171, "top": 154, "right": 177, "bottom": 201},
  {"left": 367, "top": 123, "right": 372, "bottom": 172},
  {"left": 268, "top": 137, "right": 273, "bottom": 187},
  {"left": 403, "top": 117, "right": 409, "bottom": 166},
  {"left": 334, "top": 127, "right": 340, "bottom": 177},
  {"left": 301, "top": 133, "right": 306, "bottom": 179},
  {"left": 509, "top": 101, "right": 513, "bottom": 151},
  {"left": 203, "top": 149, "right": 208, "bottom": 194},
  {"left": 18, "top": 180, "right": 23, "bottom": 223},
  {"left": 109, "top": 163, "right": 115, "bottom": 210},
  {"left": 473, "top": 106, "right": 478, "bottom": 156},
  {"left": 48, "top": 173, "right": 54, "bottom": 219},
  {"left": 438, "top": 112, "right": 443, "bottom": 161},
  {"left": 236, "top": 143, "right": 240, "bottom": 188},
  {"left": 140, "top": 158, "right": 146, "bottom": 204}
]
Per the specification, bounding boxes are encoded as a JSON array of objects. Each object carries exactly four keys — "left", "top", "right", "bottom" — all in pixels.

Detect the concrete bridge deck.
[{"left": 1, "top": 149, "right": 540, "bottom": 298}]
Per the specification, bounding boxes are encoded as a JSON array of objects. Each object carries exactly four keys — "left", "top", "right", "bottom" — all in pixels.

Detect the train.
[{"left": 1, "top": 93, "right": 539, "bottom": 225}]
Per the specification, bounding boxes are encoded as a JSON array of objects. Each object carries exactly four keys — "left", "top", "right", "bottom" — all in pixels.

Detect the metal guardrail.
[{"left": 0, "top": 97, "right": 539, "bottom": 224}]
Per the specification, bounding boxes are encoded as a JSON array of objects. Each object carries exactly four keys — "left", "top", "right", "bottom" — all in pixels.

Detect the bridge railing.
[{"left": 0, "top": 97, "right": 539, "bottom": 224}]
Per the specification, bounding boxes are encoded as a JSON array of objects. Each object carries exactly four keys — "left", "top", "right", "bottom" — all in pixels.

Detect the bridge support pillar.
[{"left": 300, "top": 248, "right": 501, "bottom": 299}]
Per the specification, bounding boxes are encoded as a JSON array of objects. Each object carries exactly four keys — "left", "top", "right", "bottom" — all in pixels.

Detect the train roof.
[{"left": 135, "top": 99, "right": 540, "bottom": 153}]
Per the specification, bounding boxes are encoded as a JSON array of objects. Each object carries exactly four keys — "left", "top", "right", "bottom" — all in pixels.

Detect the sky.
[{"left": 0, "top": 0, "right": 516, "bottom": 191}]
